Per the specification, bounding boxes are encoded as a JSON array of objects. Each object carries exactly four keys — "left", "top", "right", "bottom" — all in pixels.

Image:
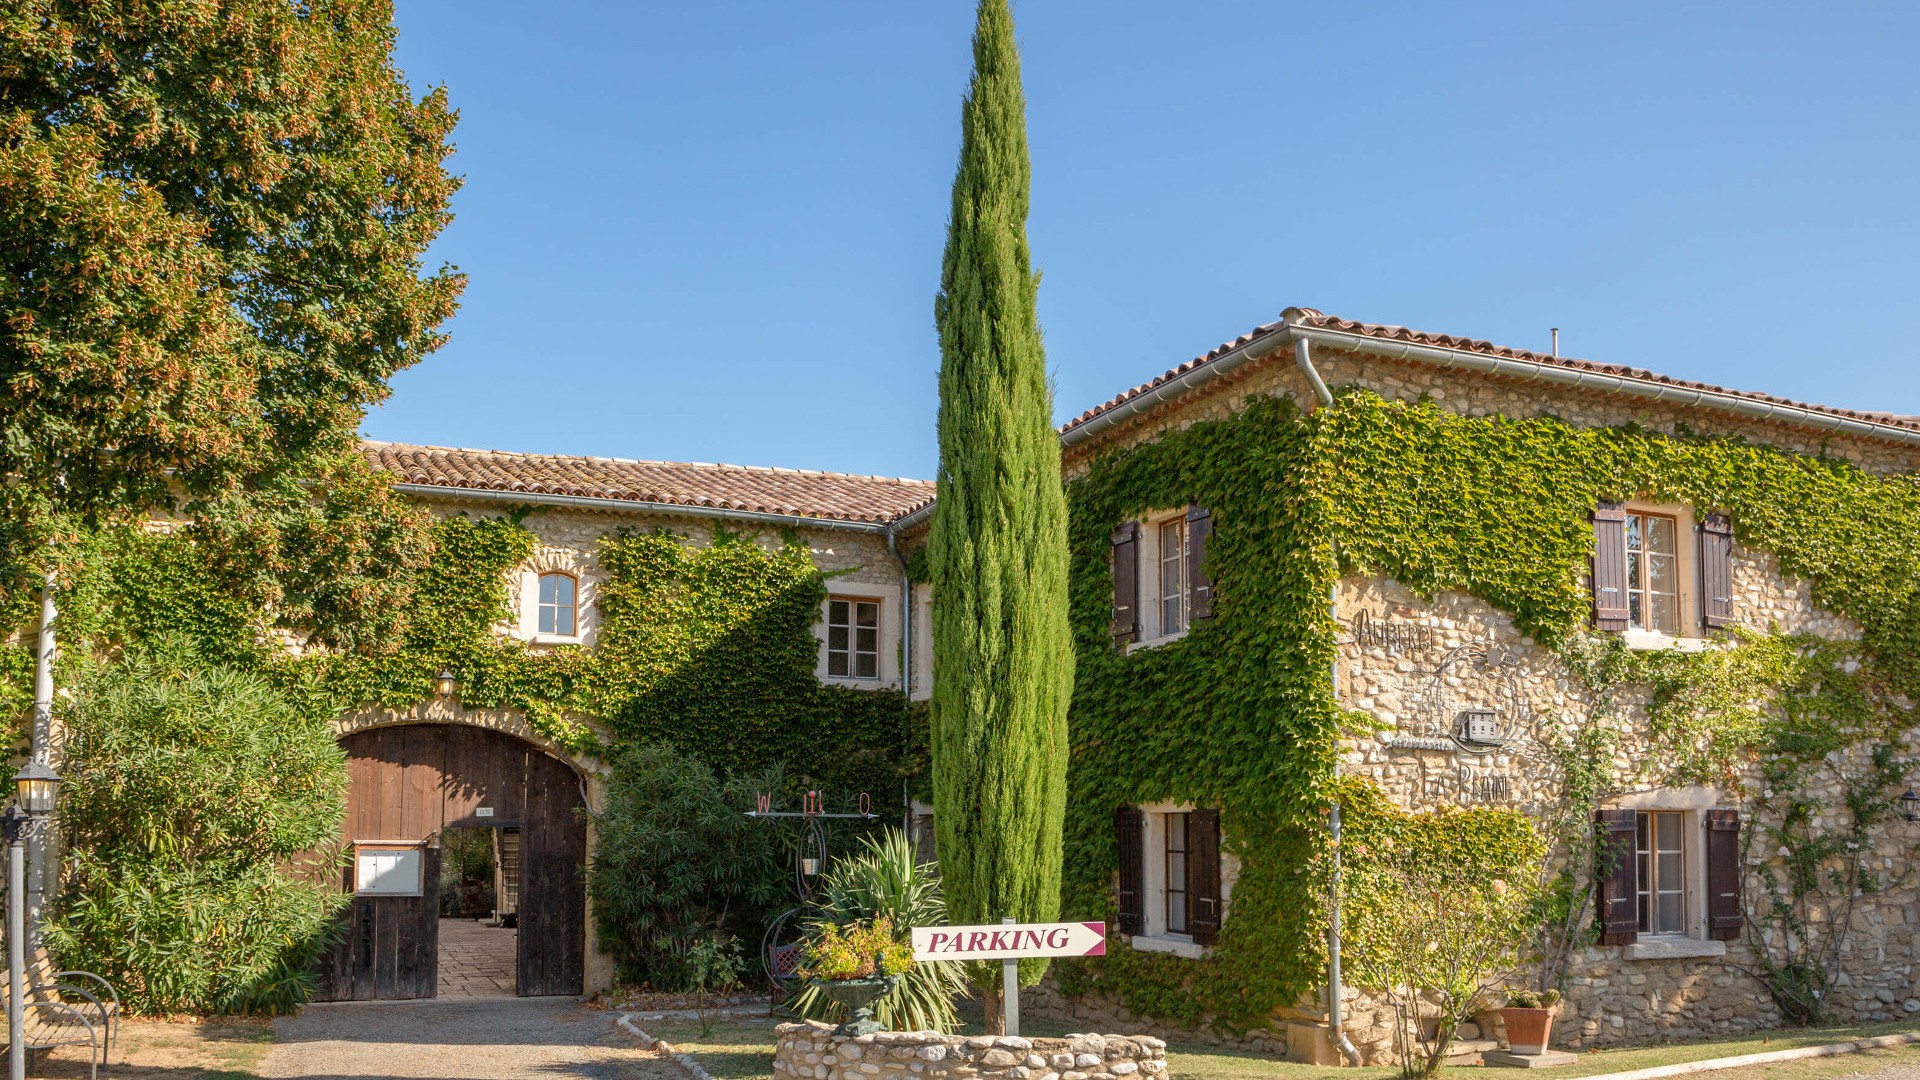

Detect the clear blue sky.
[{"left": 367, "top": 2, "right": 1920, "bottom": 480}]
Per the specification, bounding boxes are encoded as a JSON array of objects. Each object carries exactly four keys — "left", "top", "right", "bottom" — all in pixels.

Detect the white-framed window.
[
  {"left": 1158, "top": 518, "right": 1189, "bottom": 637},
  {"left": 1637, "top": 810, "right": 1686, "bottom": 935},
  {"left": 1164, "top": 811, "right": 1190, "bottom": 935},
  {"left": 827, "top": 598, "right": 881, "bottom": 680},
  {"left": 1123, "top": 803, "right": 1228, "bottom": 959},
  {"left": 1625, "top": 512, "right": 1680, "bottom": 634},
  {"left": 538, "top": 572, "right": 579, "bottom": 637}
]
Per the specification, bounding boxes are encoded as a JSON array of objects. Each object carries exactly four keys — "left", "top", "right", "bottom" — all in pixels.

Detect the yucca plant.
[{"left": 791, "top": 829, "right": 969, "bottom": 1033}]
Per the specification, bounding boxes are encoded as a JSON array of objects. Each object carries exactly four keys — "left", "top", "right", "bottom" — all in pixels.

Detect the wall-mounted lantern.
[
  {"left": 1899, "top": 788, "right": 1919, "bottom": 823},
  {"left": 434, "top": 669, "right": 459, "bottom": 700}
]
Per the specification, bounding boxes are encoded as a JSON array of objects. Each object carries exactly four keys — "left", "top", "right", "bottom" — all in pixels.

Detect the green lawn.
[{"left": 644, "top": 1012, "right": 1920, "bottom": 1080}]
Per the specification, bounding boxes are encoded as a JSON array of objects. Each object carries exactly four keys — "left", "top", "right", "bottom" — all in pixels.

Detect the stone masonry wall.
[
  {"left": 772, "top": 1023, "right": 1168, "bottom": 1080},
  {"left": 1053, "top": 339, "right": 1920, "bottom": 1062}
]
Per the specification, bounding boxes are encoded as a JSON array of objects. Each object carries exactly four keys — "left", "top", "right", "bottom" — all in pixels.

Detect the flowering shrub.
[{"left": 799, "top": 917, "right": 914, "bottom": 981}]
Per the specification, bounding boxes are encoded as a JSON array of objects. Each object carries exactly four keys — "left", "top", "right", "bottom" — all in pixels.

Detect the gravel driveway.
[{"left": 261, "top": 997, "right": 679, "bottom": 1079}]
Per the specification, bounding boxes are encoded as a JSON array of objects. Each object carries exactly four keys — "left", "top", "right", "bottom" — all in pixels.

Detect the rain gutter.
[{"left": 1061, "top": 321, "right": 1920, "bottom": 449}]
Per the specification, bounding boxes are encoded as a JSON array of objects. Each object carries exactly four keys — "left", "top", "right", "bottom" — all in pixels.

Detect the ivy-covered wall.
[
  {"left": 1047, "top": 369, "right": 1920, "bottom": 1042},
  {"left": 1, "top": 508, "right": 918, "bottom": 803}
]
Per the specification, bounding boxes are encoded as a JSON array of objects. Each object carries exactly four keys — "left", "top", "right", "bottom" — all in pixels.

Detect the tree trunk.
[{"left": 982, "top": 984, "right": 1005, "bottom": 1035}]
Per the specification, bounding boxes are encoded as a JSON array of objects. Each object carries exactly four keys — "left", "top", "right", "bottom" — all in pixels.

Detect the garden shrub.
[
  {"left": 46, "top": 650, "right": 349, "bottom": 1015},
  {"left": 589, "top": 742, "right": 790, "bottom": 990}
]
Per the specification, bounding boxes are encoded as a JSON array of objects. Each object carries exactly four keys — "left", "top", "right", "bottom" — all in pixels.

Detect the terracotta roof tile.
[
  {"left": 1062, "top": 308, "right": 1920, "bottom": 441},
  {"left": 365, "top": 441, "right": 935, "bottom": 526}
]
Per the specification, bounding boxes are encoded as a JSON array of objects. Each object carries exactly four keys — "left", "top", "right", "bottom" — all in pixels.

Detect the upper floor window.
[
  {"left": 1626, "top": 512, "right": 1679, "bottom": 634},
  {"left": 1110, "top": 506, "right": 1214, "bottom": 648},
  {"left": 1158, "top": 519, "right": 1189, "bottom": 636},
  {"left": 538, "top": 573, "right": 578, "bottom": 637},
  {"left": 1591, "top": 503, "right": 1733, "bottom": 640},
  {"left": 828, "top": 598, "right": 880, "bottom": 680}
]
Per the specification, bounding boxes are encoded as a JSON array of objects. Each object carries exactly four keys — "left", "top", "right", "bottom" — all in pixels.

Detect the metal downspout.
[
  {"left": 1327, "top": 803, "right": 1361, "bottom": 1065},
  {"left": 1298, "top": 337, "right": 1360, "bottom": 1064},
  {"left": 1295, "top": 338, "right": 1335, "bottom": 409},
  {"left": 886, "top": 529, "right": 914, "bottom": 834}
]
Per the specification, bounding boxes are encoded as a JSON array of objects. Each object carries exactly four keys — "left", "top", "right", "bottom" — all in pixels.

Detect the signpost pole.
[{"left": 1000, "top": 916, "right": 1019, "bottom": 1037}]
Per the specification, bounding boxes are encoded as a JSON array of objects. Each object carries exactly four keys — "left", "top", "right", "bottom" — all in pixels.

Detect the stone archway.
[{"left": 316, "top": 718, "right": 591, "bottom": 1000}]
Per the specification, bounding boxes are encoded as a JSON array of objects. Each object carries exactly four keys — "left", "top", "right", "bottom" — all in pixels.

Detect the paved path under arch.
[{"left": 261, "top": 997, "right": 677, "bottom": 1080}]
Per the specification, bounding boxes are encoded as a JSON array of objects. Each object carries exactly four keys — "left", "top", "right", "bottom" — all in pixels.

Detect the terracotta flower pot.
[
  {"left": 1500, "top": 1006, "right": 1556, "bottom": 1055},
  {"left": 811, "top": 974, "right": 901, "bottom": 1037}
]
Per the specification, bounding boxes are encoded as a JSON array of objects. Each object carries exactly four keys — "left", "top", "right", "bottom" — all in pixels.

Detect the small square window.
[{"left": 828, "top": 599, "right": 881, "bottom": 680}]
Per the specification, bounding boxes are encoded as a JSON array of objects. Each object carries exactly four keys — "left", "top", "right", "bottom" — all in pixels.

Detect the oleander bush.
[
  {"left": 589, "top": 742, "right": 790, "bottom": 990},
  {"left": 45, "top": 650, "right": 350, "bottom": 1015}
]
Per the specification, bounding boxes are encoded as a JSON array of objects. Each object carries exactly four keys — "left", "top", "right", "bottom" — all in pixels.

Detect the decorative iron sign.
[{"left": 1348, "top": 608, "right": 1437, "bottom": 654}]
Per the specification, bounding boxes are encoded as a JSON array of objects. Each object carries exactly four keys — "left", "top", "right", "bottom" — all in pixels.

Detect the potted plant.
[
  {"left": 798, "top": 916, "right": 914, "bottom": 1036},
  {"left": 1499, "top": 988, "right": 1563, "bottom": 1055}
]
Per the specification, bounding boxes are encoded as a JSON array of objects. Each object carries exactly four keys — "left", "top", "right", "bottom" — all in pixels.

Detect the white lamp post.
[{"left": 7, "top": 760, "right": 59, "bottom": 1080}]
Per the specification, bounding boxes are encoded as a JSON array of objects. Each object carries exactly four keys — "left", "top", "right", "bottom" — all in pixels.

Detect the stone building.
[
  {"left": 42, "top": 303, "right": 1916, "bottom": 1034},
  {"left": 324, "top": 444, "right": 937, "bottom": 1000},
  {"left": 1019, "top": 307, "right": 1920, "bottom": 1062}
]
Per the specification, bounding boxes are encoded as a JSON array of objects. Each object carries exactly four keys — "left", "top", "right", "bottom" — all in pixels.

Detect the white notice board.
[{"left": 354, "top": 844, "right": 424, "bottom": 896}]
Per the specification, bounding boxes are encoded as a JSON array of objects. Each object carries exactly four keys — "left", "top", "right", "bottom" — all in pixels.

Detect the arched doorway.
[{"left": 316, "top": 723, "right": 588, "bottom": 1000}]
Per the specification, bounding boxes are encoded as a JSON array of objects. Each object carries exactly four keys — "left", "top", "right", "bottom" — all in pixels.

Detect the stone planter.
[
  {"left": 1499, "top": 1006, "right": 1556, "bottom": 1055},
  {"left": 810, "top": 975, "right": 901, "bottom": 1036}
]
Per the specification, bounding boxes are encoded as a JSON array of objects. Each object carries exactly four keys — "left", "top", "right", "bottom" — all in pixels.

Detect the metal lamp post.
[{"left": 7, "top": 760, "right": 59, "bottom": 1080}]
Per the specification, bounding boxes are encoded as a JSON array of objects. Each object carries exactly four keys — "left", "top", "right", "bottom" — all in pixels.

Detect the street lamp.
[
  {"left": 1899, "top": 788, "right": 1920, "bottom": 823},
  {"left": 6, "top": 760, "right": 59, "bottom": 1080},
  {"left": 434, "top": 669, "right": 458, "bottom": 700}
]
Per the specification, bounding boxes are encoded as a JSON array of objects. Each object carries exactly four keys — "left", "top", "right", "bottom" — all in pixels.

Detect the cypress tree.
[{"left": 929, "top": 0, "right": 1074, "bottom": 1021}]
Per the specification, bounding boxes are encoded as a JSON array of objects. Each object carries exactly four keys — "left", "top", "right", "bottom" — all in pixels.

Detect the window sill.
[
  {"left": 1620, "top": 630, "right": 1711, "bottom": 653},
  {"left": 1624, "top": 937, "right": 1726, "bottom": 960},
  {"left": 1127, "top": 934, "right": 1208, "bottom": 960},
  {"left": 533, "top": 633, "right": 584, "bottom": 646},
  {"left": 1126, "top": 630, "right": 1189, "bottom": 654},
  {"left": 821, "top": 675, "right": 891, "bottom": 688}
]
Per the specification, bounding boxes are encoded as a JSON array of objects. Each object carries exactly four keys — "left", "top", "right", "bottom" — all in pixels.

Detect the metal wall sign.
[{"left": 1348, "top": 608, "right": 1437, "bottom": 654}]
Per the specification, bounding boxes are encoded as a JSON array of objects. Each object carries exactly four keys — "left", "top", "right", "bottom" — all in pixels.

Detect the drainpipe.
[
  {"left": 1295, "top": 338, "right": 1335, "bottom": 409},
  {"left": 1327, "top": 802, "right": 1362, "bottom": 1066},
  {"left": 886, "top": 530, "right": 914, "bottom": 833},
  {"left": 1298, "top": 337, "right": 1360, "bottom": 1064}
]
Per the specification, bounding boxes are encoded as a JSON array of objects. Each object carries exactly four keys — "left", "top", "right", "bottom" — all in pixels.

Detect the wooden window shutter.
[
  {"left": 1110, "top": 522, "right": 1141, "bottom": 646},
  {"left": 1594, "top": 809, "right": 1639, "bottom": 945},
  {"left": 1114, "top": 805, "right": 1145, "bottom": 935},
  {"left": 1185, "top": 506, "right": 1215, "bottom": 621},
  {"left": 1700, "top": 514, "right": 1735, "bottom": 630},
  {"left": 1705, "top": 809, "right": 1744, "bottom": 941},
  {"left": 1187, "top": 808, "right": 1223, "bottom": 946},
  {"left": 1591, "top": 504, "right": 1630, "bottom": 632}
]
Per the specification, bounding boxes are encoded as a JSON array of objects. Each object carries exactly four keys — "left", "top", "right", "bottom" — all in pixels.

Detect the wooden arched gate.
[{"left": 316, "top": 724, "right": 587, "bottom": 1000}]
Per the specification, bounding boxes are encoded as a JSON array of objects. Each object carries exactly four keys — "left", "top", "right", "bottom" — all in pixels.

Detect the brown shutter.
[
  {"left": 1591, "top": 504, "right": 1630, "bottom": 632},
  {"left": 1110, "top": 522, "right": 1140, "bottom": 646},
  {"left": 1700, "top": 514, "right": 1735, "bottom": 630},
  {"left": 1188, "top": 808, "right": 1222, "bottom": 946},
  {"left": 1595, "top": 809, "right": 1639, "bottom": 945},
  {"left": 1705, "top": 809, "right": 1744, "bottom": 940},
  {"left": 1115, "top": 805, "right": 1145, "bottom": 935},
  {"left": 1186, "top": 506, "right": 1215, "bottom": 621}
]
